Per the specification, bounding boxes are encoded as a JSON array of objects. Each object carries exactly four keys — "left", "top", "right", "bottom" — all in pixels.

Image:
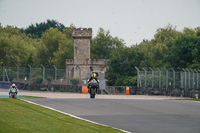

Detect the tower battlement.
[
  {"left": 66, "top": 59, "right": 107, "bottom": 66},
  {"left": 66, "top": 59, "right": 74, "bottom": 65},
  {"left": 72, "top": 28, "right": 92, "bottom": 38},
  {"left": 91, "top": 59, "right": 107, "bottom": 65}
]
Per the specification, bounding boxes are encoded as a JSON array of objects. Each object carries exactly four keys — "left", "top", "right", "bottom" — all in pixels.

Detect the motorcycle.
[
  {"left": 9, "top": 88, "right": 17, "bottom": 99},
  {"left": 88, "top": 79, "right": 99, "bottom": 99}
]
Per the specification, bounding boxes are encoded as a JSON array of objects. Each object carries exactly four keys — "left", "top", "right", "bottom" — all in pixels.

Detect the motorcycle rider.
[
  {"left": 9, "top": 83, "right": 19, "bottom": 96},
  {"left": 87, "top": 73, "right": 99, "bottom": 93}
]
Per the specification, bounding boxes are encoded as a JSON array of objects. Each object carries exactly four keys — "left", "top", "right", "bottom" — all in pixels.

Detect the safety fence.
[
  {"left": 0, "top": 65, "right": 68, "bottom": 84},
  {"left": 0, "top": 65, "right": 106, "bottom": 89},
  {"left": 135, "top": 67, "right": 200, "bottom": 90}
]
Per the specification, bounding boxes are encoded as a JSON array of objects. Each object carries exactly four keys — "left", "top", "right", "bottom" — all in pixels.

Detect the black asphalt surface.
[{"left": 28, "top": 98, "right": 200, "bottom": 133}]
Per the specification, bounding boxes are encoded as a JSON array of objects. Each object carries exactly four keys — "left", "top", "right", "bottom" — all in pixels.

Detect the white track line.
[
  {"left": 22, "top": 99, "right": 131, "bottom": 133},
  {"left": 192, "top": 101, "right": 200, "bottom": 103}
]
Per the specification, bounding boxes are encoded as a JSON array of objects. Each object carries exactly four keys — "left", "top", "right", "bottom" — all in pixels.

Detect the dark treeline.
[{"left": 0, "top": 20, "right": 200, "bottom": 86}]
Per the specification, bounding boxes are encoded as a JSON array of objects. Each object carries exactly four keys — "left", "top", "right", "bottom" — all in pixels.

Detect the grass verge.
[
  {"left": 17, "top": 95, "right": 46, "bottom": 99},
  {"left": 0, "top": 95, "right": 46, "bottom": 99},
  {"left": 0, "top": 99, "right": 122, "bottom": 133},
  {"left": 169, "top": 98, "right": 200, "bottom": 101}
]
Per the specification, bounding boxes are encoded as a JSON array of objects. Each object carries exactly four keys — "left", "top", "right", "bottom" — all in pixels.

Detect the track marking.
[
  {"left": 22, "top": 99, "right": 131, "bottom": 133},
  {"left": 192, "top": 101, "right": 200, "bottom": 103}
]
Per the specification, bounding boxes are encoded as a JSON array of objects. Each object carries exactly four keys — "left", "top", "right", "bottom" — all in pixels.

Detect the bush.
[
  {"left": 6, "top": 69, "right": 16, "bottom": 82},
  {"left": 33, "top": 75, "right": 43, "bottom": 84},
  {"left": 70, "top": 77, "right": 79, "bottom": 85},
  {"left": 122, "top": 76, "right": 137, "bottom": 86},
  {"left": 46, "top": 76, "right": 53, "bottom": 83}
]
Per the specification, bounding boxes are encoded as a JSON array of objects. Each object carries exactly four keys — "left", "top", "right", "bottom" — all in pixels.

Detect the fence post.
[
  {"left": 149, "top": 67, "right": 154, "bottom": 88},
  {"left": 53, "top": 65, "right": 57, "bottom": 81},
  {"left": 28, "top": 64, "right": 31, "bottom": 80},
  {"left": 198, "top": 69, "right": 200, "bottom": 89},
  {"left": 66, "top": 66, "right": 70, "bottom": 85},
  {"left": 194, "top": 69, "right": 199, "bottom": 89},
  {"left": 15, "top": 64, "right": 19, "bottom": 80},
  {"left": 186, "top": 69, "right": 190, "bottom": 89},
  {"left": 27, "top": 64, "right": 31, "bottom": 91},
  {"left": 77, "top": 66, "right": 81, "bottom": 83},
  {"left": 164, "top": 68, "right": 168, "bottom": 89},
  {"left": 2, "top": 64, "right": 5, "bottom": 82},
  {"left": 135, "top": 67, "right": 140, "bottom": 88},
  {"left": 182, "top": 68, "right": 186, "bottom": 89},
  {"left": 190, "top": 69, "right": 194, "bottom": 89},
  {"left": 157, "top": 68, "right": 161, "bottom": 88},
  {"left": 41, "top": 64, "right": 45, "bottom": 82},
  {"left": 142, "top": 67, "right": 146, "bottom": 88},
  {"left": 171, "top": 68, "right": 175, "bottom": 88},
  {"left": 198, "top": 70, "right": 200, "bottom": 89}
]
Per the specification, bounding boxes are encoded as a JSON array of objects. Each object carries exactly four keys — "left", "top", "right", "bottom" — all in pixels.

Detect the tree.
[
  {"left": 52, "top": 25, "right": 75, "bottom": 67},
  {"left": 136, "top": 24, "right": 182, "bottom": 68},
  {"left": 91, "top": 28, "right": 125, "bottom": 59},
  {"left": 52, "top": 38, "right": 73, "bottom": 68},
  {"left": 22, "top": 19, "right": 65, "bottom": 38},
  {"left": 106, "top": 47, "right": 152, "bottom": 86},
  {"left": 0, "top": 25, "right": 36, "bottom": 66},
  {"left": 63, "top": 24, "right": 76, "bottom": 39},
  {"left": 36, "top": 28, "right": 73, "bottom": 68},
  {"left": 168, "top": 34, "right": 200, "bottom": 69}
]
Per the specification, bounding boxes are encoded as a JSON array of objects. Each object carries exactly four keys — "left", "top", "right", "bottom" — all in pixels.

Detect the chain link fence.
[
  {"left": 2, "top": 65, "right": 199, "bottom": 97},
  {"left": 0, "top": 65, "right": 106, "bottom": 88},
  {"left": 135, "top": 67, "right": 200, "bottom": 90},
  {"left": 0, "top": 65, "right": 68, "bottom": 85},
  {"left": 0, "top": 65, "right": 132, "bottom": 95}
]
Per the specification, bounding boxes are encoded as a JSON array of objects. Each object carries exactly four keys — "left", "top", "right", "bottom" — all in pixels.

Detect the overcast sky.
[{"left": 0, "top": 0, "right": 200, "bottom": 46}]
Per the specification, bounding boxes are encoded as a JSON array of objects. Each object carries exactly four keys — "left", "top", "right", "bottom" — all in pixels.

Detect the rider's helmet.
[
  {"left": 12, "top": 84, "right": 16, "bottom": 88},
  {"left": 92, "top": 73, "right": 96, "bottom": 78}
]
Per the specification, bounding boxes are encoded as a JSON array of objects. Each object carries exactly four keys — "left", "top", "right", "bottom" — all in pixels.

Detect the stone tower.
[
  {"left": 66, "top": 28, "right": 107, "bottom": 85},
  {"left": 73, "top": 28, "right": 92, "bottom": 65}
]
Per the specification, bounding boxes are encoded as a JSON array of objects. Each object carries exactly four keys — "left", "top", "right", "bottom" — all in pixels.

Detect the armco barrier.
[{"left": 0, "top": 81, "right": 11, "bottom": 89}]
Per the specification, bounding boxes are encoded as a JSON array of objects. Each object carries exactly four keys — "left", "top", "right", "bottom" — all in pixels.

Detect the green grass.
[
  {"left": 17, "top": 95, "right": 46, "bottom": 99},
  {"left": 169, "top": 98, "right": 200, "bottom": 101},
  {"left": 0, "top": 95, "right": 46, "bottom": 99},
  {"left": 0, "top": 99, "right": 122, "bottom": 133}
]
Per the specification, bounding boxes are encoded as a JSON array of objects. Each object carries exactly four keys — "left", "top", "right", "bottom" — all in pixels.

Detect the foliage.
[
  {"left": 22, "top": 19, "right": 65, "bottom": 38},
  {"left": 136, "top": 25, "right": 200, "bottom": 69},
  {"left": 91, "top": 28, "right": 125, "bottom": 59},
  {"left": 6, "top": 69, "right": 16, "bottom": 81},
  {"left": 0, "top": 25, "right": 36, "bottom": 66},
  {"left": 0, "top": 21, "right": 74, "bottom": 68},
  {"left": 106, "top": 47, "right": 152, "bottom": 86},
  {"left": 167, "top": 28, "right": 200, "bottom": 69},
  {"left": 0, "top": 68, "right": 2, "bottom": 81},
  {"left": 122, "top": 76, "right": 137, "bottom": 86},
  {"left": 46, "top": 76, "right": 53, "bottom": 83},
  {"left": 70, "top": 77, "right": 79, "bottom": 85},
  {"left": 36, "top": 27, "right": 74, "bottom": 68},
  {"left": 33, "top": 75, "right": 43, "bottom": 84},
  {"left": 136, "top": 24, "right": 181, "bottom": 68}
]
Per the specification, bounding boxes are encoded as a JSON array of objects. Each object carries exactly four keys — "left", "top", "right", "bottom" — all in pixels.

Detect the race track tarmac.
[{"left": 28, "top": 98, "right": 200, "bottom": 133}]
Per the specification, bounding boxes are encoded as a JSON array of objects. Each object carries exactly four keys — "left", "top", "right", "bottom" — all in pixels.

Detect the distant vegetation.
[{"left": 0, "top": 20, "right": 200, "bottom": 86}]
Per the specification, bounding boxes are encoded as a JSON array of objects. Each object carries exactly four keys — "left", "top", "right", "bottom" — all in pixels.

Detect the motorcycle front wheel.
[{"left": 90, "top": 89, "right": 96, "bottom": 99}]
